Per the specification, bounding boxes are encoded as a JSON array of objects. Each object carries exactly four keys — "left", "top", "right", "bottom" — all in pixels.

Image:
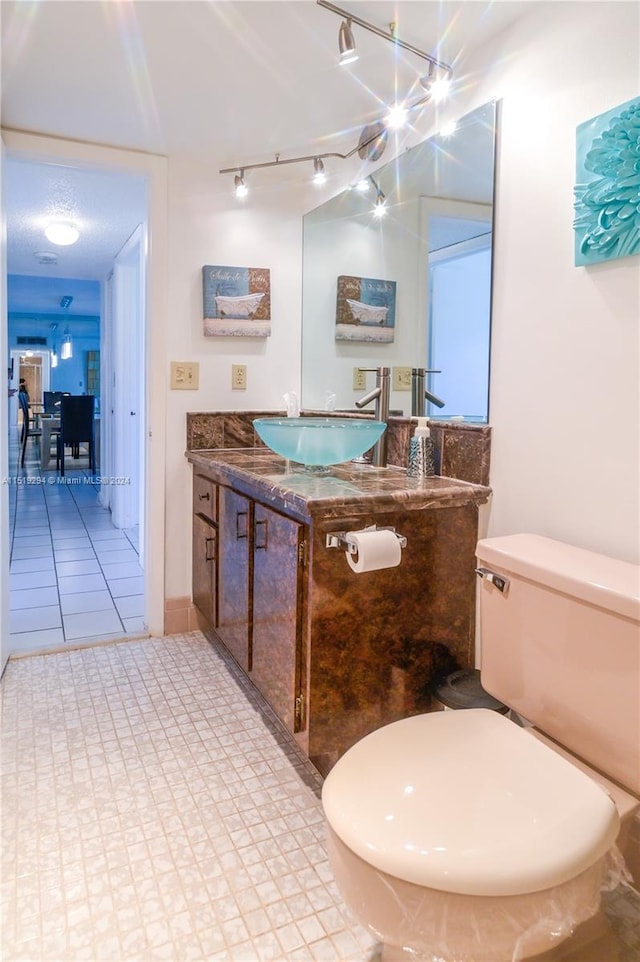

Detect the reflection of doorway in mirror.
[{"left": 428, "top": 233, "right": 492, "bottom": 422}]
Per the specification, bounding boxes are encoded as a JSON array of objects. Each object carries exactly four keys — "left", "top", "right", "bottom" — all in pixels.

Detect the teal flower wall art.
[{"left": 574, "top": 96, "right": 640, "bottom": 266}]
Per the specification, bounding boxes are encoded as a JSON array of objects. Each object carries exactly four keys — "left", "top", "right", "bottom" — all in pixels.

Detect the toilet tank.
[{"left": 476, "top": 534, "right": 640, "bottom": 796}]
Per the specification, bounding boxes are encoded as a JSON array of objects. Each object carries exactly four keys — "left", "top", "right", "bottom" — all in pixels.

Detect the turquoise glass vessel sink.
[{"left": 253, "top": 417, "right": 386, "bottom": 468}]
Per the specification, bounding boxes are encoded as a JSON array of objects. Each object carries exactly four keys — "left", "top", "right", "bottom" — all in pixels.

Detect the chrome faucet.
[
  {"left": 411, "top": 368, "right": 445, "bottom": 416},
  {"left": 355, "top": 367, "right": 390, "bottom": 466}
]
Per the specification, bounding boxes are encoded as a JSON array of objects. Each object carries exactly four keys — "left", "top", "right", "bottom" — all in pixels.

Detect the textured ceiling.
[{"left": 2, "top": 0, "right": 531, "bottom": 299}]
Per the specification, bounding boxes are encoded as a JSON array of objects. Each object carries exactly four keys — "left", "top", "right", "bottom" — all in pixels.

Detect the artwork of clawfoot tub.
[
  {"left": 336, "top": 274, "right": 396, "bottom": 342},
  {"left": 203, "top": 265, "right": 271, "bottom": 336}
]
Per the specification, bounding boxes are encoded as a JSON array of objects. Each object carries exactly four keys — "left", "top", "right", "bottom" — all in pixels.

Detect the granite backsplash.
[{"left": 186, "top": 411, "right": 491, "bottom": 487}]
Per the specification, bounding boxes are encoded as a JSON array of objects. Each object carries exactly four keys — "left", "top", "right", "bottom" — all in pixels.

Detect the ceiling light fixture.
[
  {"left": 60, "top": 330, "right": 73, "bottom": 360},
  {"left": 338, "top": 18, "right": 358, "bottom": 65},
  {"left": 51, "top": 346, "right": 58, "bottom": 368},
  {"left": 220, "top": 3, "right": 452, "bottom": 194},
  {"left": 44, "top": 221, "right": 79, "bottom": 246}
]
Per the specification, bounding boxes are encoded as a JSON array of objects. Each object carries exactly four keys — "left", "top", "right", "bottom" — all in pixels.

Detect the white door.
[
  {"left": 110, "top": 225, "right": 145, "bottom": 552},
  {"left": 1, "top": 136, "right": 9, "bottom": 675}
]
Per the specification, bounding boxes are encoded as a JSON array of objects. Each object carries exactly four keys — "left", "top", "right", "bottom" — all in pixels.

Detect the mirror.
[{"left": 301, "top": 101, "right": 497, "bottom": 421}]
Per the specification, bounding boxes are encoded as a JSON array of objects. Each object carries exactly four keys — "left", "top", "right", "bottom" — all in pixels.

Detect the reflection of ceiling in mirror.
[
  {"left": 429, "top": 216, "right": 492, "bottom": 252},
  {"left": 304, "top": 102, "right": 496, "bottom": 225}
]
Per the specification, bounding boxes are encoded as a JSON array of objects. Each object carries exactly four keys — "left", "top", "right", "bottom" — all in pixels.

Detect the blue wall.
[{"left": 8, "top": 275, "right": 100, "bottom": 396}]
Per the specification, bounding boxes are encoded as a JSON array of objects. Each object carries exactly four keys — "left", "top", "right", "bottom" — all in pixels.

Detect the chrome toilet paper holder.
[{"left": 326, "top": 525, "right": 407, "bottom": 555}]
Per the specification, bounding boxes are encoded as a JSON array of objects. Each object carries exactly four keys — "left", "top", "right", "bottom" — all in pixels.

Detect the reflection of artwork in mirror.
[
  {"left": 301, "top": 101, "right": 498, "bottom": 421},
  {"left": 336, "top": 275, "right": 396, "bottom": 343},
  {"left": 574, "top": 96, "right": 640, "bottom": 267},
  {"left": 202, "top": 265, "right": 271, "bottom": 337}
]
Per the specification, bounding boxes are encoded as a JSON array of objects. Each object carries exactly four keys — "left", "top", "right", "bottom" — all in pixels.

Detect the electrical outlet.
[
  {"left": 353, "top": 367, "right": 367, "bottom": 391},
  {"left": 393, "top": 366, "right": 412, "bottom": 391},
  {"left": 170, "top": 361, "right": 199, "bottom": 390},
  {"left": 232, "top": 364, "right": 247, "bottom": 390}
]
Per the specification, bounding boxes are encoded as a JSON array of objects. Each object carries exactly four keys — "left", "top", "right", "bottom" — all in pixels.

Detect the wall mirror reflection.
[{"left": 301, "top": 100, "right": 498, "bottom": 422}]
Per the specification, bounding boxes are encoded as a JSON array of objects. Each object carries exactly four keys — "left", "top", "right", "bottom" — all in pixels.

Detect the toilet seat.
[{"left": 322, "top": 708, "right": 620, "bottom": 897}]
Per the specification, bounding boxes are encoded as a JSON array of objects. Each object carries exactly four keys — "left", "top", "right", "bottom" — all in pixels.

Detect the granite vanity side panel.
[{"left": 306, "top": 502, "right": 480, "bottom": 776}]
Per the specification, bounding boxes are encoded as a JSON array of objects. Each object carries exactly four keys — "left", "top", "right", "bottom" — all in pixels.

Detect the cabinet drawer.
[{"left": 193, "top": 474, "right": 216, "bottom": 522}]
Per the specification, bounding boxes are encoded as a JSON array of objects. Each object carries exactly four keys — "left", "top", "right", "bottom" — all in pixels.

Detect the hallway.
[{"left": 7, "top": 427, "right": 145, "bottom": 654}]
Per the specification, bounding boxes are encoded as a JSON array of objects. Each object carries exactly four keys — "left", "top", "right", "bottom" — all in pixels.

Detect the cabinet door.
[
  {"left": 193, "top": 514, "right": 216, "bottom": 626},
  {"left": 217, "top": 488, "right": 251, "bottom": 671},
  {"left": 252, "top": 504, "right": 305, "bottom": 733}
]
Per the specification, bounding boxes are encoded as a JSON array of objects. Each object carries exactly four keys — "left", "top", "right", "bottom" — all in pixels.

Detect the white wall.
[
  {"left": 461, "top": 2, "right": 639, "bottom": 562},
  {"left": 164, "top": 158, "right": 312, "bottom": 601}
]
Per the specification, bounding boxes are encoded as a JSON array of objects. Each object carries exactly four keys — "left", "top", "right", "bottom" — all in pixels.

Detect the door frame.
[{"left": 2, "top": 129, "right": 168, "bottom": 640}]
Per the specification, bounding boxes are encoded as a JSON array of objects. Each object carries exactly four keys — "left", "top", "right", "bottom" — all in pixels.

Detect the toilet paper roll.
[{"left": 346, "top": 529, "right": 402, "bottom": 573}]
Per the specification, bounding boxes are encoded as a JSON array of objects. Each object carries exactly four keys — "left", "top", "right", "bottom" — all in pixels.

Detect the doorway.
[{"left": 2, "top": 130, "right": 168, "bottom": 660}]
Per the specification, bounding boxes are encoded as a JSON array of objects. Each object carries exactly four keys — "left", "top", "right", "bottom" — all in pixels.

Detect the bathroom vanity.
[{"left": 188, "top": 444, "right": 491, "bottom": 776}]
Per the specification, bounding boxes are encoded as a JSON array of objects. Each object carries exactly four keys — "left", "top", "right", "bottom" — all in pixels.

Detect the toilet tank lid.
[{"left": 476, "top": 534, "right": 640, "bottom": 622}]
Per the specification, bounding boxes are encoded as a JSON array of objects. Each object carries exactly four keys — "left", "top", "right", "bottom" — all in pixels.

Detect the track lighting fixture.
[
  {"left": 338, "top": 18, "right": 357, "bottom": 65},
  {"left": 318, "top": 1, "right": 452, "bottom": 78},
  {"left": 220, "top": 3, "right": 453, "bottom": 195}
]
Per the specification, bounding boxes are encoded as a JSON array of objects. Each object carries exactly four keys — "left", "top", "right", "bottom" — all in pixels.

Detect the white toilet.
[{"left": 322, "top": 534, "right": 640, "bottom": 962}]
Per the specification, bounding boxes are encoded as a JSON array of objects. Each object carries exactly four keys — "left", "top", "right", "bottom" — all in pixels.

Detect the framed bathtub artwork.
[
  {"left": 574, "top": 95, "right": 640, "bottom": 266},
  {"left": 202, "top": 265, "right": 271, "bottom": 336},
  {"left": 335, "top": 275, "right": 396, "bottom": 342}
]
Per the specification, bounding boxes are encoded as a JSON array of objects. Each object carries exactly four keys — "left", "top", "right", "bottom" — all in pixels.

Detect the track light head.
[
  {"left": 419, "top": 63, "right": 452, "bottom": 102},
  {"left": 234, "top": 171, "right": 248, "bottom": 198},
  {"left": 313, "top": 158, "right": 327, "bottom": 185},
  {"left": 338, "top": 19, "right": 358, "bottom": 65},
  {"left": 373, "top": 189, "right": 387, "bottom": 218}
]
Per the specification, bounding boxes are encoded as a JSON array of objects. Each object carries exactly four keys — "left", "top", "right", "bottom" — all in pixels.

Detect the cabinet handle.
[
  {"left": 205, "top": 535, "right": 216, "bottom": 562},
  {"left": 255, "top": 518, "right": 268, "bottom": 550},
  {"left": 236, "top": 510, "right": 248, "bottom": 540},
  {"left": 199, "top": 491, "right": 210, "bottom": 502}
]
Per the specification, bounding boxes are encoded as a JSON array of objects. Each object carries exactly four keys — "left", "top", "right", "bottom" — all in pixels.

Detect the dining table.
[{"left": 40, "top": 415, "right": 100, "bottom": 472}]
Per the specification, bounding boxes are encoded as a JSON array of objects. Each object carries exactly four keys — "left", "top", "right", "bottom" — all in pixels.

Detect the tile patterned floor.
[
  {"left": 7, "top": 428, "right": 145, "bottom": 654},
  {"left": 2, "top": 633, "right": 640, "bottom": 962},
  {"left": 0, "top": 632, "right": 378, "bottom": 962}
]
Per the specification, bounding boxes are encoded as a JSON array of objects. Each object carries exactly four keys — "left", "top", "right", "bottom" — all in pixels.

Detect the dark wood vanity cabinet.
[
  {"left": 190, "top": 451, "right": 491, "bottom": 776},
  {"left": 217, "top": 487, "right": 251, "bottom": 671},
  {"left": 192, "top": 476, "right": 307, "bottom": 735},
  {"left": 252, "top": 503, "right": 306, "bottom": 733},
  {"left": 192, "top": 474, "right": 217, "bottom": 627}
]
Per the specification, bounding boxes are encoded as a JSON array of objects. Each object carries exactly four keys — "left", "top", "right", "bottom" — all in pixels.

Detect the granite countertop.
[{"left": 187, "top": 448, "right": 492, "bottom": 523}]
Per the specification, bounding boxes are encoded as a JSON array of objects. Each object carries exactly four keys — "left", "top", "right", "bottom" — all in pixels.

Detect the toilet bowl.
[
  {"left": 323, "top": 709, "right": 628, "bottom": 962},
  {"left": 322, "top": 535, "right": 640, "bottom": 962}
]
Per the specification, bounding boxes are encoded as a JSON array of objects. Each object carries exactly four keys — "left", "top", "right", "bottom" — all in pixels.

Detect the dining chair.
[
  {"left": 56, "top": 395, "right": 96, "bottom": 476},
  {"left": 18, "top": 391, "right": 42, "bottom": 467},
  {"left": 43, "top": 390, "right": 69, "bottom": 414}
]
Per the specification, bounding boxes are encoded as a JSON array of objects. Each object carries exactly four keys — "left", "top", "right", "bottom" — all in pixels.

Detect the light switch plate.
[{"left": 170, "top": 361, "right": 199, "bottom": 390}]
